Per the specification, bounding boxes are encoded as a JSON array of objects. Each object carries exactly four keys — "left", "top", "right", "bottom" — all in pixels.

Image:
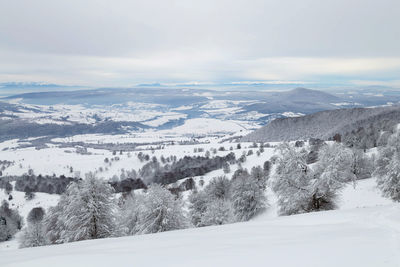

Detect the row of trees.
[
  {"left": 19, "top": 167, "right": 268, "bottom": 247},
  {"left": 1, "top": 173, "right": 146, "bottom": 196}
]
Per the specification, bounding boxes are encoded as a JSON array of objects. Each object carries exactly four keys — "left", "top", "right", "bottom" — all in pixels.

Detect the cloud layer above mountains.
[{"left": 0, "top": 0, "right": 399, "bottom": 86}]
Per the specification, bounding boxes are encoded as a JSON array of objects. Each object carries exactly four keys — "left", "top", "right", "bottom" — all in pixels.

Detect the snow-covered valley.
[{"left": 1, "top": 87, "right": 400, "bottom": 267}]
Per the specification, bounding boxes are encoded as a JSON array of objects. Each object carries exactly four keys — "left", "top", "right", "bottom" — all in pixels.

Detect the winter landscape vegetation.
[{"left": 1, "top": 0, "right": 400, "bottom": 266}]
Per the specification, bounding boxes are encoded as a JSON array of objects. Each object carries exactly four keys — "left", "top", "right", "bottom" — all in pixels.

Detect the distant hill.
[
  {"left": 242, "top": 105, "right": 400, "bottom": 143},
  {"left": 278, "top": 87, "right": 341, "bottom": 103},
  {"left": 242, "top": 88, "right": 348, "bottom": 114}
]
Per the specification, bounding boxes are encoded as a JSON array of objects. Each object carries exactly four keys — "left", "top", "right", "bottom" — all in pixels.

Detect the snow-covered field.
[
  {"left": 0, "top": 178, "right": 398, "bottom": 267},
  {"left": 0, "top": 99, "right": 266, "bottom": 130},
  {"left": 0, "top": 132, "right": 258, "bottom": 178},
  {"left": 1, "top": 102, "right": 186, "bottom": 126}
]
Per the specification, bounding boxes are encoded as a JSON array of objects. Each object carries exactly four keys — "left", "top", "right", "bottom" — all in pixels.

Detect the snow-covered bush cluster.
[
  {"left": 375, "top": 131, "right": 400, "bottom": 201},
  {"left": 118, "top": 184, "right": 188, "bottom": 235},
  {"left": 271, "top": 142, "right": 357, "bottom": 215},
  {"left": 19, "top": 207, "right": 46, "bottom": 248},
  {"left": 0, "top": 200, "right": 23, "bottom": 242},
  {"left": 189, "top": 170, "right": 268, "bottom": 227}
]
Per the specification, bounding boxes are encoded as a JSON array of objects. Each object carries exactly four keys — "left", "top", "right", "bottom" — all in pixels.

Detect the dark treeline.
[
  {"left": 0, "top": 174, "right": 147, "bottom": 195},
  {"left": 15, "top": 174, "right": 77, "bottom": 194},
  {"left": 0, "top": 152, "right": 237, "bottom": 195},
  {"left": 0, "top": 119, "right": 148, "bottom": 142},
  {"left": 152, "top": 152, "right": 236, "bottom": 184},
  {"left": 109, "top": 178, "right": 147, "bottom": 193}
]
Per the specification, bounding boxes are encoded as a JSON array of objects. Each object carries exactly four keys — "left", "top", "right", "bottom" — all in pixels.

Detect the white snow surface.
[
  {"left": 1, "top": 178, "right": 399, "bottom": 267},
  {"left": 158, "top": 118, "right": 250, "bottom": 135}
]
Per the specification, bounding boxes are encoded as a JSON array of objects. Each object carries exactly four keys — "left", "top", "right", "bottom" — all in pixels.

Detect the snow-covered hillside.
[
  {"left": 0, "top": 178, "right": 398, "bottom": 267},
  {"left": 242, "top": 105, "right": 400, "bottom": 142}
]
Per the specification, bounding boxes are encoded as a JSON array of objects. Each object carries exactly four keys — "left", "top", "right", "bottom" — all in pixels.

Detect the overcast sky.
[{"left": 0, "top": 0, "right": 399, "bottom": 87}]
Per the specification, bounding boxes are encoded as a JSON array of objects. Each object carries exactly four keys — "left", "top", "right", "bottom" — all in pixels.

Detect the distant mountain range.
[
  {"left": 3, "top": 86, "right": 398, "bottom": 109},
  {"left": 0, "top": 82, "right": 86, "bottom": 97}
]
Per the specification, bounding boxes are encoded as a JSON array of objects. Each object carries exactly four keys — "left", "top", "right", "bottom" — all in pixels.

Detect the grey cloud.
[
  {"left": 1, "top": 0, "right": 399, "bottom": 57},
  {"left": 0, "top": 0, "right": 399, "bottom": 85}
]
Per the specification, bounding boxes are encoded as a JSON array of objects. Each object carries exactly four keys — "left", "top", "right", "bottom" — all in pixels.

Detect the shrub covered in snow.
[
  {"left": 272, "top": 143, "right": 354, "bottom": 215},
  {"left": 20, "top": 207, "right": 46, "bottom": 248},
  {"left": 135, "top": 184, "right": 188, "bottom": 234},
  {"left": 375, "top": 132, "right": 400, "bottom": 201},
  {"left": 231, "top": 175, "right": 267, "bottom": 221},
  {"left": 0, "top": 200, "right": 23, "bottom": 242}
]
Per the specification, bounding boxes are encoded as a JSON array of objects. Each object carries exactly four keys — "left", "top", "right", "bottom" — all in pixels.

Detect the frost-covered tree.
[
  {"left": 231, "top": 175, "right": 267, "bottom": 221},
  {"left": 349, "top": 148, "right": 374, "bottom": 179},
  {"left": 373, "top": 131, "right": 400, "bottom": 201},
  {"left": 117, "top": 192, "right": 145, "bottom": 236},
  {"left": 5, "top": 181, "right": 12, "bottom": 195},
  {"left": 374, "top": 145, "right": 392, "bottom": 176},
  {"left": 374, "top": 131, "right": 400, "bottom": 179},
  {"left": 222, "top": 162, "right": 231, "bottom": 174},
  {"left": 139, "top": 159, "right": 162, "bottom": 183},
  {"left": 251, "top": 166, "right": 267, "bottom": 190},
  {"left": 43, "top": 195, "right": 68, "bottom": 244},
  {"left": 27, "top": 207, "right": 45, "bottom": 224},
  {"left": 135, "top": 184, "right": 188, "bottom": 234},
  {"left": 271, "top": 144, "right": 314, "bottom": 215},
  {"left": 19, "top": 222, "right": 46, "bottom": 248},
  {"left": 263, "top": 161, "right": 271, "bottom": 177},
  {"left": 24, "top": 190, "right": 35, "bottom": 200},
  {"left": 188, "top": 176, "right": 235, "bottom": 226},
  {"left": 312, "top": 143, "right": 356, "bottom": 210},
  {"left": 44, "top": 173, "right": 117, "bottom": 243},
  {"left": 120, "top": 169, "right": 127, "bottom": 180},
  {"left": 201, "top": 199, "right": 234, "bottom": 226},
  {"left": 204, "top": 176, "right": 231, "bottom": 200},
  {"left": 19, "top": 207, "right": 46, "bottom": 248},
  {"left": 272, "top": 143, "right": 355, "bottom": 215},
  {"left": 188, "top": 190, "right": 208, "bottom": 227},
  {"left": 232, "top": 168, "right": 250, "bottom": 181},
  {"left": 238, "top": 154, "right": 246, "bottom": 163},
  {"left": 0, "top": 201, "right": 23, "bottom": 242},
  {"left": 61, "top": 173, "right": 116, "bottom": 242},
  {"left": 127, "top": 169, "right": 138, "bottom": 179},
  {"left": 0, "top": 218, "right": 8, "bottom": 242},
  {"left": 376, "top": 151, "right": 400, "bottom": 201},
  {"left": 259, "top": 145, "right": 265, "bottom": 153}
]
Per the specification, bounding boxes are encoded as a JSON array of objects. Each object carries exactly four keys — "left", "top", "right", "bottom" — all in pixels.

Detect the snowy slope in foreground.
[
  {"left": 1, "top": 178, "right": 399, "bottom": 267},
  {"left": 1, "top": 205, "right": 399, "bottom": 267}
]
